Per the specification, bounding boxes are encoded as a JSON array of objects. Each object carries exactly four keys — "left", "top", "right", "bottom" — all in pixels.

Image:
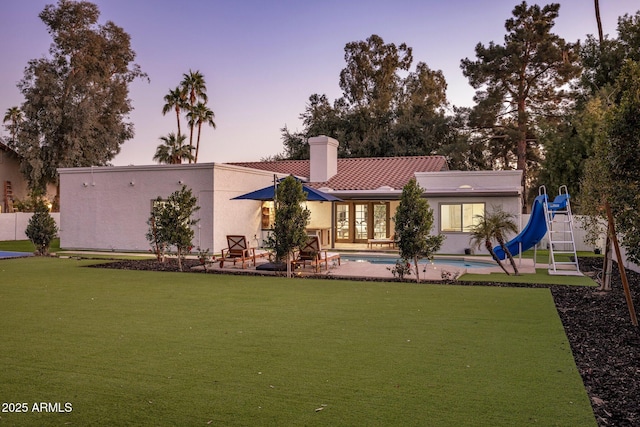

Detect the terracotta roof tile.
[{"left": 228, "top": 156, "right": 448, "bottom": 190}]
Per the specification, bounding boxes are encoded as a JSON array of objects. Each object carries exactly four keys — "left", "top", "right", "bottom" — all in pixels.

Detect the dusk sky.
[{"left": 1, "top": 0, "right": 638, "bottom": 166}]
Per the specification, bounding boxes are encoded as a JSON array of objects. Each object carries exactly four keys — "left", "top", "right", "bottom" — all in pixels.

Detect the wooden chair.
[
  {"left": 295, "top": 235, "right": 341, "bottom": 272},
  {"left": 219, "top": 235, "right": 256, "bottom": 268}
]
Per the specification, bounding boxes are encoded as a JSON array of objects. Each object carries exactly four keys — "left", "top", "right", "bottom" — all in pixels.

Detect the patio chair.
[
  {"left": 219, "top": 235, "right": 264, "bottom": 268},
  {"left": 295, "top": 235, "right": 341, "bottom": 272}
]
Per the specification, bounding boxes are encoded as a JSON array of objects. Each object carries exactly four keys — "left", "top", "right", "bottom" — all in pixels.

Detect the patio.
[{"left": 204, "top": 251, "right": 537, "bottom": 280}]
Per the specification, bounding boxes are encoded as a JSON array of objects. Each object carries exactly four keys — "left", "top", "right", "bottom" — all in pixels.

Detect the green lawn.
[
  {"left": 0, "top": 238, "right": 60, "bottom": 253},
  {"left": 0, "top": 257, "right": 595, "bottom": 426}
]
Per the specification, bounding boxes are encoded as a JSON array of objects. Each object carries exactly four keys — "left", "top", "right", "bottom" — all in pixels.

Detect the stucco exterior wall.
[
  {"left": 59, "top": 164, "right": 216, "bottom": 252},
  {"left": 427, "top": 196, "right": 522, "bottom": 254},
  {"left": 212, "top": 165, "right": 282, "bottom": 252},
  {"left": 0, "top": 212, "right": 60, "bottom": 241},
  {"left": 57, "top": 163, "right": 287, "bottom": 254}
]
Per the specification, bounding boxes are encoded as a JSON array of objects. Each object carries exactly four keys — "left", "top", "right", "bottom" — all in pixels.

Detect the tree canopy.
[
  {"left": 277, "top": 34, "right": 451, "bottom": 161},
  {"left": 160, "top": 70, "right": 215, "bottom": 164},
  {"left": 12, "top": 0, "right": 147, "bottom": 193},
  {"left": 461, "top": 1, "right": 581, "bottom": 210}
]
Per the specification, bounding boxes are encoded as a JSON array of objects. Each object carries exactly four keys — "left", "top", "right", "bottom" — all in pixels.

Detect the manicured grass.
[
  {"left": 519, "top": 249, "right": 602, "bottom": 264},
  {"left": 0, "top": 238, "right": 60, "bottom": 253},
  {"left": 0, "top": 257, "right": 595, "bottom": 426}
]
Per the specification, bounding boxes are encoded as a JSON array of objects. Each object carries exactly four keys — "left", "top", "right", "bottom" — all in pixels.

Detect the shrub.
[{"left": 25, "top": 199, "right": 58, "bottom": 256}]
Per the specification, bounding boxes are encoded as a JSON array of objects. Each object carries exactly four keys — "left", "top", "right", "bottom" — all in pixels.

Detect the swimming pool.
[
  {"left": 0, "top": 251, "right": 33, "bottom": 259},
  {"left": 341, "top": 254, "right": 495, "bottom": 269}
]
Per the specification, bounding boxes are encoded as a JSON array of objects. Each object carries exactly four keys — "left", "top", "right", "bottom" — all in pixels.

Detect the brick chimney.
[{"left": 308, "top": 136, "right": 338, "bottom": 182}]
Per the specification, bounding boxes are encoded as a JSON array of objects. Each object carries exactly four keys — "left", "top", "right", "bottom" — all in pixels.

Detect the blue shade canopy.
[{"left": 232, "top": 183, "right": 342, "bottom": 202}]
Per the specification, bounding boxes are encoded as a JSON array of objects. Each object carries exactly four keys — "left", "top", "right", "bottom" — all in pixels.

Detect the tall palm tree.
[
  {"left": 469, "top": 213, "right": 511, "bottom": 275},
  {"left": 3, "top": 106, "right": 23, "bottom": 144},
  {"left": 162, "top": 87, "right": 187, "bottom": 139},
  {"left": 153, "top": 133, "right": 193, "bottom": 164},
  {"left": 187, "top": 102, "right": 216, "bottom": 163},
  {"left": 489, "top": 207, "right": 520, "bottom": 275},
  {"left": 181, "top": 70, "right": 207, "bottom": 162}
]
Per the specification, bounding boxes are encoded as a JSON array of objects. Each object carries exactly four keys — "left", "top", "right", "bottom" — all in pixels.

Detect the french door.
[{"left": 335, "top": 202, "right": 390, "bottom": 243}]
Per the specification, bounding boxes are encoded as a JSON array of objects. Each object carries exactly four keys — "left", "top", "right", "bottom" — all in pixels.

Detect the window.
[
  {"left": 440, "top": 203, "right": 484, "bottom": 232},
  {"left": 261, "top": 201, "right": 275, "bottom": 229}
]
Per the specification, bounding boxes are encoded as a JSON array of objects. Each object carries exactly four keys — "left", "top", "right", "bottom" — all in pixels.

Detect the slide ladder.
[{"left": 541, "top": 185, "right": 580, "bottom": 276}]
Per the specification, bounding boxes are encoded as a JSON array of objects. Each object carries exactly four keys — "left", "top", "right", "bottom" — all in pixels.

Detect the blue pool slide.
[
  {"left": 493, "top": 192, "right": 571, "bottom": 260},
  {"left": 493, "top": 194, "right": 548, "bottom": 260}
]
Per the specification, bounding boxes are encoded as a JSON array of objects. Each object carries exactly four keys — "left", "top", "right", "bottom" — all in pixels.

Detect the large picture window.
[{"left": 440, "top": 203, "right": 484, "bottom": 232}]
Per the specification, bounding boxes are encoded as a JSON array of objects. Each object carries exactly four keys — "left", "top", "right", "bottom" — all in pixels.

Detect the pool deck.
[
  {"left": 55, "top": 250, "right": 538, "bottom": 280},
  {"left": 206, "top": 254, "right": 537, "bottom": 280}
]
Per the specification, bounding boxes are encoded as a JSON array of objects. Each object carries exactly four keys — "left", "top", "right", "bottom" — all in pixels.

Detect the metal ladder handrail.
[{"left": 543, "top": 185, "right": 580, "bottom": 275}]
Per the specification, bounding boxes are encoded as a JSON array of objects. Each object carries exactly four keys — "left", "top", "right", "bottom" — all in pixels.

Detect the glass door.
[
  {"left": 354, "top": 203, "right": 369, "bottom": 242},
  {"left": 336, "top": 203, "right": 350, "bottom": 241},
  {"left": 373, "top": 203, "right": 389, "bottom": 239}
]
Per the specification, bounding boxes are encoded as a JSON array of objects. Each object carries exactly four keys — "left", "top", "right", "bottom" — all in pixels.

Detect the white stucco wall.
[
  {"left": 58, "top": 164, "right": 217, "bottom": 252},
  {"left": 212, "top": 165, "right": 284, "bottom": 252},
  {"left": 58, "top": 163, "right": 283, "bottom": 254},
  {"left": 0, "top": 212, "right": 61, "bottom": 241},
  {"left": 427, "top": 196, "right": 522, "bottom": 254}
]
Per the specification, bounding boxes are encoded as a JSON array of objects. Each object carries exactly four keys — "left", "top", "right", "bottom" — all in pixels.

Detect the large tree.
[
  {"left": 582, "top": 61, "right": 640, "bottom": 265},
  {"left": 277, "top": 34, "right": 451, "bottom": 160},
  {"left": 13, "top": 0, "right": 146, "bottom": 193},
  {"left": 460, "top": 2, "right": 581, "bottom": 210}
]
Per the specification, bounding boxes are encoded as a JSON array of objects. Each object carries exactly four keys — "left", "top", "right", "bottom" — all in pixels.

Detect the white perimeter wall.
[
  {"left": 58, "top": 163, "right": 280, "bottom": 253},
  {"left": 0, "top": 212, "right": 61, "bottom": 241}
]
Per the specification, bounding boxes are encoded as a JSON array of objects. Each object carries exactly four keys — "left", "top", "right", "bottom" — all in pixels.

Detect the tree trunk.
[
  {"left": 517, "top": 97, "right": 528, "bottom": 213},
  {"left": 414, "top": 256, "right": 421, "bottom": 283},
  {"left": 497, "top": 237, "right": 519, "bottom": 275},
  {"left": 594, "top": 0, "right": 604, "bottom": 46},
  {"left": 486, "top": 240, "right": 510, "bottom": 275},
  {"left": 195, "top": 122, "right": 202, "bottom": 164}
]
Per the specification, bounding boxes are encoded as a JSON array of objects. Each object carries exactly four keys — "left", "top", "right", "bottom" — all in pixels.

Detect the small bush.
[{"left": 25, "top": 199, "right": 58, "bottom": 256}]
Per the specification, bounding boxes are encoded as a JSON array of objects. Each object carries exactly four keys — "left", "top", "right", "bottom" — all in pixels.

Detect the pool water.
[
  {"left": 341, "top": 254, "right": 494, "bottom": 269},
  {"left": 0, "top": 251, "right": 33, "bottom": 259}
]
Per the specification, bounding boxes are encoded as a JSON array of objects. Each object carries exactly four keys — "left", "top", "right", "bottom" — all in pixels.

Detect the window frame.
[{"left": 439, "top": 202, "right": 485, "bottom": 233}]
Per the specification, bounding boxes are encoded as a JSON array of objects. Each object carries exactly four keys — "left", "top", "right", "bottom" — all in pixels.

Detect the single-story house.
[{"left": 57, "top": 136, "right": 523, "bottom": 254}]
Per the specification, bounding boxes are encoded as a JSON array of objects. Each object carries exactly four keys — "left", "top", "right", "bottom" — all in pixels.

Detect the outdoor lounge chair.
[
  {"left": 219, "top": 235, "right": 268, "bottom": 268},
  {"left": 295, "top": 234, "right": 341, "bottom": 272}
]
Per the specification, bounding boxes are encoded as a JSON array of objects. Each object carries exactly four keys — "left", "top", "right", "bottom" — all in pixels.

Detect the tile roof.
[{"left": 228, "top": 156, "right": 448, "bottom": 191}]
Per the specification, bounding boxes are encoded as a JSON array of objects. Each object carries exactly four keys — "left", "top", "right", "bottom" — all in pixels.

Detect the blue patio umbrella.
[{"left": 232, "top": 179, "right": 342, "bottom": 202}]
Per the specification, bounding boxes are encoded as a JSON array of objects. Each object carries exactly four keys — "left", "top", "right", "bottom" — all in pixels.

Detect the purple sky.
[{"left": 1, "top": 0, "right": 637, "bottom": 166}]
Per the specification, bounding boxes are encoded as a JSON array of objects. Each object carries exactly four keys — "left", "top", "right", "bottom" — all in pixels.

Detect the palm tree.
[
  {"left": 3, "top": 106, "right": 23, "bottom": 144},
  {"left": 181, "top": 70, "right": 207, "bottom": 162},
  {"left": 187, "top": 102, "right": 216, "bottom": 163},
  {"left": 153, "top": 133, "right": 193, "bottom": 164},
  {"left": 469, "top": 213, "right": 511, "bottom": 275},
  {"left": 162, "top": 87, "right": 187, "bottom": 139},
  {"left": 489, "top": 207, "right": 520, "bottom": 275}
]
